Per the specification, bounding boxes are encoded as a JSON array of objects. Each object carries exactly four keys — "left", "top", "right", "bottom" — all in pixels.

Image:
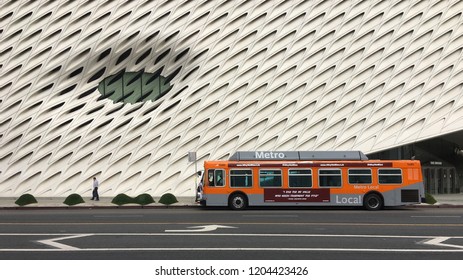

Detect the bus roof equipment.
[{"left": 229, "top": 151, "right": 369, "bottom": 161}]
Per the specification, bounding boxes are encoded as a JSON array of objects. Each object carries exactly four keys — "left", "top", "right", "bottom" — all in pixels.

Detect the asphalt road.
[{"left": 0, "top": 207, "right": 462, "bottom": 259}]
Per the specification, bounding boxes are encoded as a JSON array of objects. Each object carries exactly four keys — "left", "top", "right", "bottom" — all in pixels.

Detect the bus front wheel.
[
  {"left": 229, "top": 193, "right": 247, "bottom": 210},
  {"left": 363, "top": 193, "right": 383, "bottom": 211}
]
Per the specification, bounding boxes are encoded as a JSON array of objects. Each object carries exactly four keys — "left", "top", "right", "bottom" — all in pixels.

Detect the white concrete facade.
[{"left": 1, "top": 0, "right": 463, "bottom": 198}]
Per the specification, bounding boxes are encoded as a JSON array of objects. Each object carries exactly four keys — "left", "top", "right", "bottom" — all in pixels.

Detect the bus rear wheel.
[
  {"left": 364, "top": 193, "right": 383, "bottom": 211},
  {"left": 229, "top": 193, "right": 247, "bottom": 210}
]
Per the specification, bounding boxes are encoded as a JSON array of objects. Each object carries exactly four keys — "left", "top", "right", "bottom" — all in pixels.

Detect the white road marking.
[
  {"left": 165, "top": 224, "right": 237, "bottom": 232},
  {"left": 1, "top": 233, "right": 463, "bottom": 238},
  {"left": 37, "top": 234, "right": 92, "bottom": 250},
  {"left": 0, "top": 233, "right": 462, "bottom": 252},
  {"left": 423, "top": 237, "right": 463, "bottom": 249},
  {"left": 411, "top": 216, "right": 461, "bottom": 218},
  {"left": 1, "top": 248, "right": 463, "bottom": 252},
  {"left": 242, "top": 215, "right": 299, "bottom": 218}
]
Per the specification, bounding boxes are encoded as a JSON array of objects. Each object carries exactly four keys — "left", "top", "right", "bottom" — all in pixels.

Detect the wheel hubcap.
[
  {"left": 233, "top": 198, "right": 242, "bottom": 207},
  {"left": 368, "top": 198, "right": 379, "bottom": 208}
]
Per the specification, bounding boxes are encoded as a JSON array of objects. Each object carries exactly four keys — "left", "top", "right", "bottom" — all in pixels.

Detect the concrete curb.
[
  {"left": 408, "top": 203, "right": 463, "bottom": 208},
  {"left": 2, "top": 203, "right": 463, "bottom": 210}
]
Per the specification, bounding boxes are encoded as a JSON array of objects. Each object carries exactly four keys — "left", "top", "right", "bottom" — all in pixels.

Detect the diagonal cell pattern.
[{"left": 1, "top": 0, "right": 463, "bottom": 197}]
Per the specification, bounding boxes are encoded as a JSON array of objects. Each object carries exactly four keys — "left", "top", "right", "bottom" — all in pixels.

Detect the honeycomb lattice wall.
[{"left": 1, "top": 0, "right": 463, "bottom": 197}]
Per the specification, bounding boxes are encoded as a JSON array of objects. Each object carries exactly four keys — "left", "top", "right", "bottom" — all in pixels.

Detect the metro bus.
[{"left": 197, "top": 151, "right": 425, "bottom": 210}]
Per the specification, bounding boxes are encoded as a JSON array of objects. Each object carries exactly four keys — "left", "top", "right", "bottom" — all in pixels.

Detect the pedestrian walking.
[{"left": 91, "top": 177, "right": 99, "bottom": 201}]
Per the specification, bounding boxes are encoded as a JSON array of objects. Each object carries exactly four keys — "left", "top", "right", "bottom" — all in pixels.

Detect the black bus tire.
[
  {"left": 364, "top": 193, "right": 383, "bottom": 211},
  {"left": 229, "top": 193, "right": 247, "bottom": 210}
]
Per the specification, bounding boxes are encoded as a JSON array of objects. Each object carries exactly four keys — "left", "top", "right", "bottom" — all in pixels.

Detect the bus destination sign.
[{"left": 264, "top": 188, "right": 330, "bottom": 203}]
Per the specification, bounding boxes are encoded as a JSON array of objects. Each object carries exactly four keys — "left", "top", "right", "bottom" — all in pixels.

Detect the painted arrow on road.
[
  {"left": 423, "top": 237, "right": 463, "bottom": 249},
  {"left": 37, "top": 234, "right": 93, "bottom": 250},
  {"left": 165, "top": 224, "right": 237, "bottom": 233}
]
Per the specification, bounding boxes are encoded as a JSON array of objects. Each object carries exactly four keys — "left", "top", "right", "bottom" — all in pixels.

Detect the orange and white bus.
[{"left": 197, "top": 151, "right": 425, "bottom": 210}]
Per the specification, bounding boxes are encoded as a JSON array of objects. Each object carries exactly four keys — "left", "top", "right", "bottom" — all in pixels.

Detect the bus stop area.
[{"left": 0, "top": 194, "right": 462, "bottom": 209}]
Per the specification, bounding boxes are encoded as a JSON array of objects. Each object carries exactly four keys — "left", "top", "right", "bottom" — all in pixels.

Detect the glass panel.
[
  {"left": 379, "top": 169, "right": 401, "bottom": 175},
  {"left": 430, "top": 169, "right": 436, "bottom": 194},
  {"left": 289, "top": 169, "right": 312, "bottom": 188},
  {"left": 207, "top": 169, "right": 215, "bottom": 187},
  {"left": 320, "top": 170, "right": 341, "bottom": 175},
  {"left": 348, "top": 169, "right": 372, "bottom": 184},
  {"left": 378, "top": 169, "right": 402, "bottom": 184},
  {"left": 260, "top": 170, "right": 282, "bottom": 187},
  {"left": 215, "top": 169, "right": 225, "bottom": 186},
  {"left": 450, "top": 169, "right": 457, "bottom": 193},
  {"left": 98, "top": 71, "right": 172, "bottom": 104},
  {"left": 230, "top": 169, "right": 253, "bottom": 187},
  {"left": 319, "top": 169, "right": 342, "bottom": 187}
]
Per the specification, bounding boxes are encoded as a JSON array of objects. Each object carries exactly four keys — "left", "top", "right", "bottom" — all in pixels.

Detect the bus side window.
[
  {"left": 230, "top": 169, "right": 253, "bottom": 187},
  {"left": 208, "top": 169, "right": 215, "bottom": 186},
  {"left": 379, "top": 169, "right": 402, "bottom": 184},
  {"left": 319, "top": 169, "right": 342, "bottom": 188},
  {"left": 348, "top": 169, "right": 372, "bottom": 184}
]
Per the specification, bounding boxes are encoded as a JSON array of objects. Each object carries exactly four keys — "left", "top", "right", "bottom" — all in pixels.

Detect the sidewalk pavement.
[
  {"left": 1, "top": 194, "right": 463, "bottom": 209},
  {"left": 0, "top": 196, "right": 199, "bottom": 209},
  {"left": 429, "top": 194, "right": 463, "bottom": 206}
]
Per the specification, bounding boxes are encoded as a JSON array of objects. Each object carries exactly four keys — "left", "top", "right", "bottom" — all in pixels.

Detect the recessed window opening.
[{"left": 98, "top": 71, "right": 172, "bottom": 104}]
